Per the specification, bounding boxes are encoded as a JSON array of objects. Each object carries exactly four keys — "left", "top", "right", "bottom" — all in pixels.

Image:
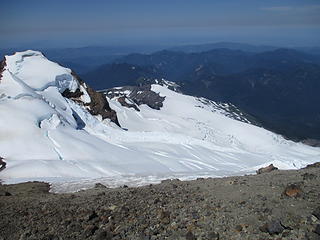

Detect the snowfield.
[{"left": 0, "top": 50, "right": 319, "bottom": 192}]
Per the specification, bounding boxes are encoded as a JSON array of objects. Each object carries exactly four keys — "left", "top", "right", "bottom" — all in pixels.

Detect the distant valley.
[{"left": 79, "top": 45, "right": 320, "bottom": 143}]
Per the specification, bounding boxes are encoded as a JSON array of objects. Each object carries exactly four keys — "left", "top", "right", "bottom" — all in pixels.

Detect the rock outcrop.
[
  {"left": 104, "top": 85, "right": 165, "bottom": 110},
  {"left": 62, "top": 71, "right": 120, "bottom": 127},
  {"left": 256, "top": 164, "right": 278, "bottom": 174},
  {"left": 117, "top": 96, "right": 140, "bottom": 111},
  {"left": 0, "top": 58, "right": 6, "bottom": 81},
  {"left": 302, "top": 139, "right": 320, "bottom": 147}
]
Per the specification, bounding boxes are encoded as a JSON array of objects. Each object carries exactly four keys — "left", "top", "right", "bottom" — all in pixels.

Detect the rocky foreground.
[{"left": 0, "top": 164, "right": 320, "bottom": 240}]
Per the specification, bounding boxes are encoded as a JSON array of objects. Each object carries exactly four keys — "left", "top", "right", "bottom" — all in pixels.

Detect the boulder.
[
  {"left": 256, "top": 164, "right": 278, "bottom": 174},
  {"left": 260, "top": 220, "right": 285, "bottom": 235},
  {"left": 283, "top": 184, "right": 302, "bottom": 197}
]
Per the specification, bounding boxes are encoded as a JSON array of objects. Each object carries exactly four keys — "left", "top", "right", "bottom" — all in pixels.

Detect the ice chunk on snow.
[
  {"left": 79, "top": 85, "right": 91, "bottom": 103},
  {"left": 55, "top": 74, "right": 79, "bottom": 93},
  {"left": 40, "top": 114, "right": 61, "bottom": 130}
]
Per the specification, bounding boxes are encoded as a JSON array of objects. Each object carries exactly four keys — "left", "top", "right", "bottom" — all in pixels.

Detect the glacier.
[{"left": 0, "top": 50, "right": 319, "bottom": 192}]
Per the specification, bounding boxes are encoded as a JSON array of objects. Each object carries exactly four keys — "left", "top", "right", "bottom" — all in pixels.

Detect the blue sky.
[{"left": 1, "top": 0, "right": 319, "bottom": 48}]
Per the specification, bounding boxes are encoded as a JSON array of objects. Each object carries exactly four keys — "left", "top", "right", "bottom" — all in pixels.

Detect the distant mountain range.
[
  {"left": 1, "top": 42, "right": 320, "bottom": 74},
  {"left": 0, "top": 45, "right": 163, "bottom": 74},
  {"left": 170, "top": 42, "right": 320, "bottom": 55},
  {"left": 83, "top": 63, "right": 162, "bottom": 90},
  {"left": 169, "top": 42, "right": 278, "bottom": 53},
  {"left": 80, "top": 47, "right": 320, "bottom": 142}
]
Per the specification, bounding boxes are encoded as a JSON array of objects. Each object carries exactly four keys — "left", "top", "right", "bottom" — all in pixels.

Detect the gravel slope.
[{"left": 0, "top": 164, "right": 320, "bottom": 240}]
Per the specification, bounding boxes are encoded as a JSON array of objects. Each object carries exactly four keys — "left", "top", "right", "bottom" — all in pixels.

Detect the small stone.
[
  {"left": 207, "top": 232, "right": 219, "bottom": 239},
  {"left": 171, "top": 221, "right": 178, "bottom": 230},
  {"left": 120, "top": 205, "right": 129, "bottom": 213},
  {"left": 109, "top": 205, "right": 117, "bottom": 211},
  {"left": 312, "top": 207, "right": 320, "bottom": 220},
  {"left": 311, "top": 215, "right": 318, "bottom": 223},
  {"left": 88, "top": 211, "right": 98, "bottom": 221},
  {"left": 186, "top": 231, "right": 196, "bottom": 240},
  {"left": 192, "top": 211, "right": 200, "bottom": 220},
  {"left": 235, "top": 225, "right": 243, "bottom": 232},
  {"left": 0, "top": 190, "right": 11, "bottom": 196},
  {"left": 83, "top": 225, "right": 98, "bottom": 237},
  {"left": 260, "top": 220, "right": 285, "bottom": 235},
  {"left": 158, "top": 209, "right": 170, "bottom": 224},
  {"left": 44, "top": 234, "right": 59, "bottom": 240},
  {"left": 95, "top": 229, "right": 113, "bottom": 240},
  {"left": 256, "top": 164, "right": 278, "bottom": 174},
  {"left": 283, "top": 184, "right": 302, "bottom": 197}
]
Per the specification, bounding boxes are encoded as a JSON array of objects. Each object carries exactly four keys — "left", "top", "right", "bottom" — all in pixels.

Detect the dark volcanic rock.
[
  {"left": 302, "top": 139, "right": 320, "bottom": 147},
  {"left": 283, "top": 184, "right": 302, "bottom": 197},
  {"left": 260, "top": 220, "right": 285, "bottom": 235},
  {"left": 0, "top": 190, "right": 11, "bottom": 196},
  {"left": 117, "top": 96, "right": 140, "bottom": 111},
  {"left": 256, "top": 164, "right": 278, "bottom": 174},
  {"left": 104, "top": 85, "right": 165, "bottom": 110},
  {"left": 95, "top": 229, "right": 113, "bottom": 240},
  {"left": 62, "top": 71, "right": 120, "bottom": 127},
  {"left": 312, "top": 207, "right": 320, "bottom": 220},
  {"left": 0, "top": 57, "right": 6, "bottom": 81},
  {"left": 315, "top": 224, "right": 320, "bottom": 235},
  {"left": 207, "top": 232, "right": 219, "bottom": 239},
  {"left": 186, "top": 231, "right": 196, "bottom": 240},
  {"left": 83, "top": 224, "right": 98, "bottom": 237},
  {"left": 87, "top": 211, "right": 98, "bottom": 221}
]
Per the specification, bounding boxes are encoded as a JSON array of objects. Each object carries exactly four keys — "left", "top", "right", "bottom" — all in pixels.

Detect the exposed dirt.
[{"left": 0, "top": 166, "right": 319, "bottom": 240}]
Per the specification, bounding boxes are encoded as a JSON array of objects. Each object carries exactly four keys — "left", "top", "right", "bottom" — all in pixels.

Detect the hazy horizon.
[{"left": 1, "top": 0, "right": 320, "bottom": 49}]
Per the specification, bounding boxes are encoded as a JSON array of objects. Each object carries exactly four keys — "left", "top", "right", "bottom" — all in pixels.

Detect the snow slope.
[{"left": 0, "top": 50, "right": 319, "bottom": 191}]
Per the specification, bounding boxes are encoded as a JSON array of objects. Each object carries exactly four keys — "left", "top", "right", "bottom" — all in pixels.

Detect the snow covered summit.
[{"left": 0, "top": 50, "right": 319, "bottom": 189}]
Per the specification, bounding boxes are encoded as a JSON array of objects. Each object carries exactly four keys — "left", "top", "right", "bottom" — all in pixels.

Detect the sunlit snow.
[{"left": 0, "top": 50, "right": 319, "bottom": 192}]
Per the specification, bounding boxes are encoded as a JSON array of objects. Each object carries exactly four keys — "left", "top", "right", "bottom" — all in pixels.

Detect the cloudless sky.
[{"left": 1, "top": 0, "right": 319, "bottom": 48}]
